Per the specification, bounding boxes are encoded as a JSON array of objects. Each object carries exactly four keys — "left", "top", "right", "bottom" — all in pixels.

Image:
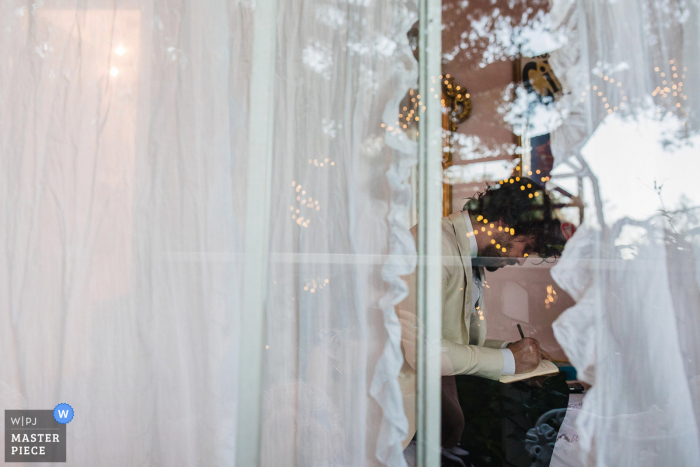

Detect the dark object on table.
[
  {"left": 554, "top": 362, "right": 577, "bottom": 381},
  {"left": 567, "top": 382, "right": 585, "bottom": 394},
  {"left": 454, "top": 371, "right": 569, "bottom": 467}
]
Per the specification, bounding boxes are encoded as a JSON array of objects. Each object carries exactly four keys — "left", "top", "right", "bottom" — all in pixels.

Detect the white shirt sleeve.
[{"left": 499, "top": 348, "right": 516, "bottom": 375}]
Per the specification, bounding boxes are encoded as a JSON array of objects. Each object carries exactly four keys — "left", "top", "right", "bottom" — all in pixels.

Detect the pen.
[{"left": 517, "top": 324, "right": 525, "bottom": 339}]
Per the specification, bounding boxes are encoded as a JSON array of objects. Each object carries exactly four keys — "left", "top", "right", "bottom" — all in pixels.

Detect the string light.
[
  {"left": 290, "top": 183, "right": 319, "bottom": 227},
  {"left": 544, "top": 285, "right": 558, "bottom": 309},
  {"left": 651, "top": 59, "right": 686, "bottom": 117},
  {"left": 303, "top": 277, "right": 330, "bottom": 294}
]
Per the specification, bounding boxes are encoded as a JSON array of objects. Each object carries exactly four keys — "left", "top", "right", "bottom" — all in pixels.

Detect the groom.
[{"left": 397, "top": 177, "right": 566, "bottom": 450}]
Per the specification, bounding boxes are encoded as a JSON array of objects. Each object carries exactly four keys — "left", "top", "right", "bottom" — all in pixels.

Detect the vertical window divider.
[
  {"left": 236, "top": 0, "right": 278, "bottom": 464},
  {"left": 416, "top": 0, "right": 443, "bottom": 465}
]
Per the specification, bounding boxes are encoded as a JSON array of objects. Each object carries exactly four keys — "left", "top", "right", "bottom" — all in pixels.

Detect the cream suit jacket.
[{"left": 397, "top": 211, "right": 507, "bottom": 448}]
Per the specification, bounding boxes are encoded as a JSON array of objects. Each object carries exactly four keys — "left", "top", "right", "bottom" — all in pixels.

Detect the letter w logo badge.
[{"left": 53, "top": 404, "right": 74, "bottom": 424}]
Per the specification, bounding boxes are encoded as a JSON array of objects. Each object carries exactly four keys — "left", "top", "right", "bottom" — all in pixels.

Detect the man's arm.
[
  {"left": 483, "top": 339, "right": 509, "bottom": 349},
  {"left": 440, "top": 339, "right": 505, "bottom": 380},
  {"left": 397, "top": 308, "right": 505, "bottom": 380}
]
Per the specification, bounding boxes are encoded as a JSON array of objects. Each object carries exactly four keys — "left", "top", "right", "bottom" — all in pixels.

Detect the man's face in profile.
[{"left": 476, "top": 233, "right": 535, "bottom": 272}]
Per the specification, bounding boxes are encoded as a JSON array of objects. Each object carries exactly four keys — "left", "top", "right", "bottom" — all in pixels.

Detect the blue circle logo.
[{"left": 53, "top": 403, "right": 74, "bottom": 424}]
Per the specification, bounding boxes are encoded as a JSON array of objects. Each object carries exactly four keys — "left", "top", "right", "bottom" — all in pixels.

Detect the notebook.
[{"left": 499, "top": 359, "right": 560, "bottom": 384}]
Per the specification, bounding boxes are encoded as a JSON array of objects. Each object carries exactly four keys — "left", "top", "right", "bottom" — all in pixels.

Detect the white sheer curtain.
[
  {"left": 549, "top": 0, "right": 700, "bottom": 169},
  {"left": 552, "top": 217, "right": 700, "bottom": 466},
  {"left": 0, "top": 0, "right": 414, "bottom": 465},
  {"left": 260, "top": 0, "right": 416, "bottom": 464},
  {"left": 1, "top": 1, "right": 252, "bottom": 464},
  {"left": 547, "top": 1, "right": 700, "bottom": 465}
]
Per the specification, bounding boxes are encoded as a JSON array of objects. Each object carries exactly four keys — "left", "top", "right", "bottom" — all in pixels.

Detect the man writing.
[{"left": 397, "top": 177, "right": 566, "bottom": 452}]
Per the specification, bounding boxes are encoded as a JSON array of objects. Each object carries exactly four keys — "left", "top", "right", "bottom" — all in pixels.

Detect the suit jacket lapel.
[
  {"left": 447, "top": 211, "right": 473, "bottom": 276},
  {"left": 449, "top": 212, "right": 485, "bottom": 343},
  {"left": 447, "top": 211, "right": 474, "bottom": 324}
]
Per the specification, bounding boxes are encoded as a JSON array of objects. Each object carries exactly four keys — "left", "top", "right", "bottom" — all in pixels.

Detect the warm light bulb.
[
  {"left": 115, "top": 45, "right": 126, "bottom": 56},
  {"left": 109, "top": 67, "right": 119, "bottom": 76}
]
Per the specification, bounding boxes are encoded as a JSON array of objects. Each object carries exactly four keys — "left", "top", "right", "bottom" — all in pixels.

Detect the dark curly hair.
[{"left": 462, "top": 177, "right": 566, "bottom": 258}]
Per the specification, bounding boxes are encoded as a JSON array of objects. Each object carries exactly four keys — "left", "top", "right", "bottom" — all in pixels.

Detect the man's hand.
[{"left": 507, "top": 338, "right": 546, "bottom": 374}]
